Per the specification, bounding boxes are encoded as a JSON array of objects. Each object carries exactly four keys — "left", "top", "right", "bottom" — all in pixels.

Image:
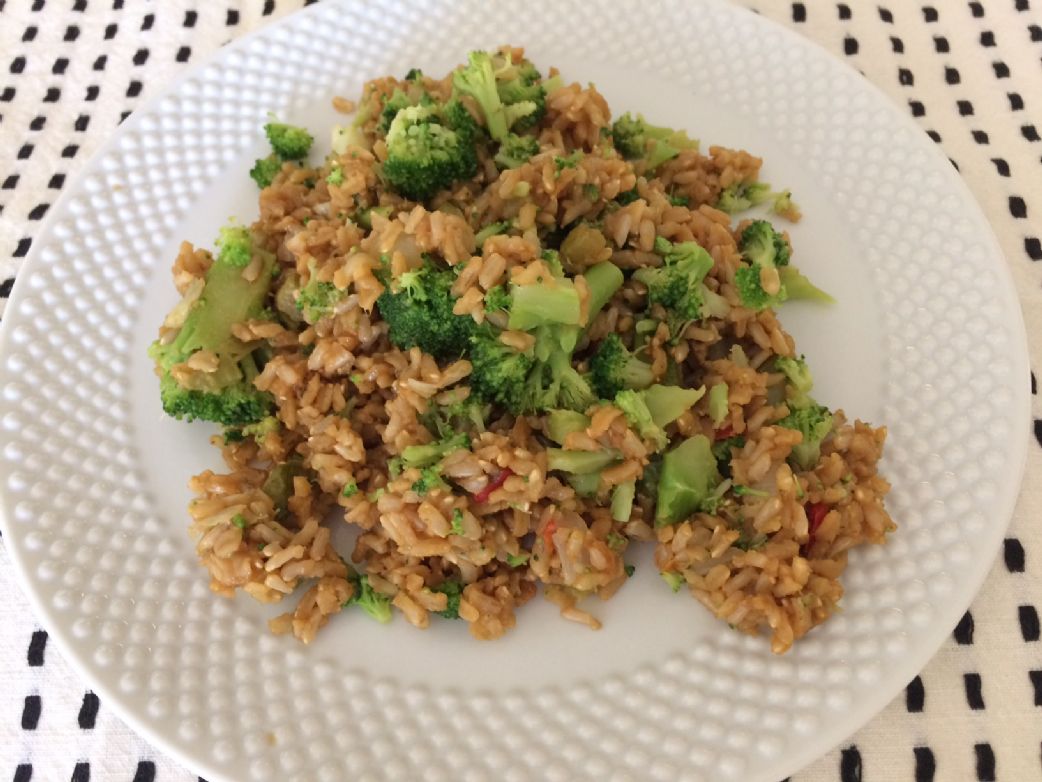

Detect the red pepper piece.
[{"left": 473, "top": 467, "right": 514, "bottom": 504}]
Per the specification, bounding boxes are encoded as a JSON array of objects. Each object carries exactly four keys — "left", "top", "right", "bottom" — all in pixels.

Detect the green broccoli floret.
[
  {"left": 342, "top": 482, "right": 359, "bottom": 498},
  {"left": 265, "top": 121, "right": 313, "bottom": 160},
  {"left": 452, "top": 51, "right": 538, "bottom": 142},
  {"left": 772, "top": 189, "right": 800, "bottom": 217},
  {"left": 378, "top": 89, "right": 415, "bottom": 134},
  {"left": 469, "top": 328, "right": 535, "bottom": 413},
  {"left": 295, "top": 270, "right": 342, "bottom": 324},
  {"left": 734, "top": 220, "right": 792, "bottom": 311},
  {"left": 450, "top": 508, "right": 465, "bottom": 536},
  {"left": 554, "top": 151, "right": 583, "bottom": 171},
  {"left": 614, "top": 389, "right": 667, "bottom": 451},
  {"left": 633, "top": 237, "right": 715, "bottom": 335},
  {"left": 484, "top": 284, "right": 512, "bottom": 313},
  {"left": 506, "top": 552, "right": 530, "bottom": 567},
  {"left": 433, "top": 579, "right": 463, "bottom": 619},
  {"left": 495, "top": 57, "right": 546, "bottom": 131},
  {"left": 716, "top": 181, "right": 773, "bottom": 214},
  {"left": 412, "top": 465, "right": 448, "bottom": 495},
  {"left": 740, "top": 220, "right": 791, "bottom": 268},
  {"left": 589, "top": 333, "right": 654, "bottom": 399},
  {"left": 418, "top": 398, "right": 489, "bottom": 440},
  {"left": 326, "top": 166, "right": 344, "bottom": 186},
  {"left": 382, "top": 105, "right": 478, "bottom": 201},
  {"left": 655, "top": 435, "right": 722, "bottom": 526},
  {"left": 774, "top": 355, "right": 813, "bottom": 396},
  {"left": 376, "top": 260, "right": 476, "bottom": 360},
  {"left": 149, "top": 230, "right": 275, "bottom": 427},
  {"left": 404, "top": 68, "right": 424, "bottom": 82},
  {"left": 495, "top": 132, "right": 540, "bottom": 169},
  {"left": 250, "top": 155, "right": 282, "bottom": 188},
  {"left": 778, "top": 401, "right": 834, "bottom": 471},
  {"left": 242, "top": 415, "right": 279, "bottom": 440},
  {"left": 611, "top": 112, "right": 697, "bottom": 170},
  {"left": 345, "top": 573, "right": 393, "bottom": 623}
]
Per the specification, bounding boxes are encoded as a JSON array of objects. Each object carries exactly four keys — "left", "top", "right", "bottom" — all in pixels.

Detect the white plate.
[{"left": 0, "top": 1, "right": 1029, "bottom": 780}]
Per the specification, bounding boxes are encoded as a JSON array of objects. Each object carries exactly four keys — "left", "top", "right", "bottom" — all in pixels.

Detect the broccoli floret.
[
  {"left": 774, "top": 355, "right": 813, "bottom": 395},
  {"left": 404, "top": 68, "right": 424, "bottom": 82},
  {"left": 250, "top": 155, "right": 282, "bottom": 188},
  {"left": 716, "top": 181, "right": 773, "bottom": 214},
  {"left": 326, "top": 166, "right": 344, "bottom": 186},
  {"left": 378, "top": 89, "right": 414, "bottom": 134},
  {"left": 412, "top": 465, "right": 448, "bottom": 495},
  {"left": 654, "top": 435, "right": 721, "bottom": 525},
  {"left": 345, "top": 573, "right": 393, "bottom": 623},
  {"left": 433, "top": 579, "right": 463, "bottom": 619},
  {"left": 778, "top": 401, "right": 834, "bottom": 470},
  {"left": 506, "top": 552, "right": 530, "bottom": 567},
  {"left": 495, "top": 57, "right": 546, "bottom": 131},
  {"left": 450, "top": 508, "right": 465, "bottom": 536},
  {"left": 611, "top": 112, "right": 697, "bottom": 170},
  {"left": 376, "top": 260, "right": 476, "bottom": 360},
  {"left": 342, "top": 482, "right": 359, "bottom": 498},
  {"left": 295, "top": 269, "right": 342, "bottom": 324},
  {"left": 554, "top": 151, "right": 583, "bottom": 171},
  {"left": 634, "top": 237, "right": 715, "bottom": 336},
  {"left": 614, "top": 389, "right": 668, "bottom": 451},
  {"left": 418, "top": 398, "right": 488, "bottom": 440},
  {"left": 734, "top": 265, "right": 781, "bottom": 311},
  {"left": 469, "top": 328, "right": 536, "bottom": 413},
  {"left": 589, "top": 333, "right": 654, "bottom": 399},
  {"left": 495, "top": 132, "right": 540, "bottom": 169},
  {"left": 264, "top": 121, "right": 313, "bottom": 160},
  {"left": 740, "top": 220, "right": 791, "bottom": 268},
  {"left": 452, "top": 50, "right": 538, "bottom": 142},
  {"left": 382, "top": 105, "right": 478, "bottom": 201},
  {"left": 484, "top": 284, "right": 512, "bottom": 314},
  {"left": 242, "top": 415, "right": 279, "bottom": 440},
  {"left": 149, "top": 230, "right": 275, "bottom": 426}
]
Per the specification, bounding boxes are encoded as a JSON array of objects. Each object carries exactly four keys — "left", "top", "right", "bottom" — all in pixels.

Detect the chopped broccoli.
[
  {"left": 382, "top": 104, "right": 478, "bottom": 201},
  {"left": 778, "top": 401, "right": 834, "bottom": 471},
  {"left": 262, "top": 460, "right": 306, "bottom": 518},
  {"left": 668, "top": 194, "right": 690, "bottom": 206},
  {"left": 707, "top": 382, "right": 729, "bottom": 425},
  {"left": 412, "top": 465, "right": 447, "bottom": 495},
  {"left": 215, "top": 226, "right": 253, "bottom": 268},
  {"left": 772, "top": 189, "right": 800, "bottom": 218},
  {"left": 474, "top": 220, "right": 511, "bottom": 248},
  {"left": 606, "top": 532, "right": 627, "bottom": 551},
  {"left": 614, "top": 389, "right": 668, "bottom": 451},
  {"left": 342, "top": 482, "right": 359, "bottom": 498},
  {"left": 506, "top": 552, "right": 530, "bottom": 567},
  {"left": 507, "top": 280, "right": 581, "bottom": 331},
  {"left": 739, "top": 220, "right": 790, "bottom": 268},
  {"left": 566, "top": 471, "right": 603, "bottom": 497},
  {"left": 451, "top": 51, "right": 514, "bottom": 141},
  {"left": 250, "top": 155, "right": 282, "bottom": 188},
  {"left": 654, "top": 435, "right": 722, "bottom": 526},
  {"left": 779, "top": 266, "right": 835, "bottom": 304},
  {"left": 660, "top": 571, "right": 685, "bottom": 592},
  {"left": 468, "top": 328, "right": 535, "bottom": 414},
  {"left": 231, "top": 513, "right": 247, "bottom": 529},
  {"left": 400, "top": 432, "right": 470, "bottom": 468},
  {"left": 545, "top": 409, "right": 590, "bottom": 445},
  {"left": 242, "top": 415, "right": 279, "bottom": 440},
  {"left": 624, "top": 564, "right": 636, "bottom": 577},
  {"left": 581, "top": 262, "right": 625, "bottom": 326},
  {"left": 611, "top": 112, "right": 697, "bottom": 170},
  {"left": 295, "top": 269, "right": 342, "bottom": 324},
  {"left": 432, "top": 579, "right": 463, "bottom": 619},
  {"left": 494, "top": 56, "right": 546, "bottom": 131},
  {"left": 774, "top": 355, "right": 813, "bottom": 396},
  {"left": 483, "top": 284, "right": 512, "bottom": 313},
  {"left": 554, "top": 151, "right": 582, "bottom": 171},
  {"left": 716, "top": 181, "right": 773, "bottom": 214},
  {"left": 611, "top": 480, "right": 636, "bottom": 522},
  {"left": 450, "top": 508, "right": 465, "bottom": 536},
  {"left": 615, "top": 187, "right": 640, "bottom": 205},
  {"left": 546, "top": 448, "right": 620, "bottom": 474},
  {"left": 149, "top": 231, "right": 275, "bottom": 426},
  {"left": 418, "top": 397, "right": 488, "bottom": 439},
  {"left": 642, "top": 383, "right": 705, "bottom": 427},
  {"left": 589, "top": 333, "right": 654, "bottom": 398},
  {"left": 494, "top": 132, "right": 540, "bottom": 169},
  {"left": 377, "top": 260, "right": 476, "bottom": 360},
  {"left": 326, "top": 166, "right": 344, "bottom": 186},
  {"left": 634, "top": 237, "right": 715, "bottom": 336},
  {"left": 345, "top": 573, "right": 393, "bottom": 623},
  {"left": 378, "top": 88, "right": 415, "bottom": 134},
  {"left": 733, "top": 484, "right": 770, "bottom": 497},
  {"left": 404, "top": 67, "right": 424, "bottom": 82},
  {"left": 734, "top": 221, "right": 792, "bottom": 311},
  {"left": 264, "top": 121, "right": 314, "bottom": 160}
]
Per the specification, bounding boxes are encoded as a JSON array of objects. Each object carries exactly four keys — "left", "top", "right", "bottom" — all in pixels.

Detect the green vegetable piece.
[
  {"left": 733, "top": 484, "right": 770, "bottom": 497},
  {"left": 614, "top": 389, "right": 668, "bottom": 452},
  {"left": 342, "top": 482, "right": 359, "bottom": 498},
  {"left": 654, "top": 435, "right": 721, "bottom": 526},
  {"left": 346, "top": 574, "right": 393, "bottom": 623},
  {"left": 774, "top": 355, "right": 813, "bottom": 395},
  {"left": 611, "top": 480, "right": 636, "bottom": 522},
  {"left": 474, "top": 220, "right": 511, "bottom": 248},
  {"left": 566, "top": 471, "right": 603, "bottom": 497},
  {"left": 546, "top": 448, "right": 620, "bottom": 474},
  {"left": 433, "top": 579, "right": 463, "bottom": 619},
  {"left": 582, "top": 262, "right": 625, "bottom": 326},
  {"left": 506, "top": 552, "right": 530, "bottom": 567},
  {"left": 262, "top": 461, "right": 307, "bottom": 518},
  {"left": 707, "top": 382, "right": 729, "bottom": 425},
  {"left": 779, "top": 266, "right": 835, "bottom": 304},
  {"left": 250, "top": 155, "right": 282, "bottom": 188},
  {"left": 383, "top": 104, "right": 478, "bottom": 201},
  {"left": 624, "top": 564, "right": 636, "bottom": 577},
  {"left": 546, "top": 410, "right": 590, "bottom": 445},
  {"left": 716, "top": 181, "right": 773, "bottom": 214},
  {"left": 660, "top": 571, "right": 685, "bottom": 592},
  {"left": 778, "top": 401, "right": 834, "bottom": 471},
  {"left": 643, "top": 383, "right": 706, "bottom": 428},
  {"left": 377, "top": 261, "right": 476, "bottom": 360},
  {"left": 231, "top": 513, "right": 247, "bottom": 529},
  {"left": 265, "top": 122, "right": 314, "bottom": 161},
  {"left": 495, "top": 132, "right": 540, "bottom": 169},
  {"left": 450, "top": 508, "right": 465, "bottom": 536},
  {"left": 590, "top": 333, "right": 654, "bottom": 399},
  {"left": 507, "top": 281, "right": 581, "bottom": 331}
]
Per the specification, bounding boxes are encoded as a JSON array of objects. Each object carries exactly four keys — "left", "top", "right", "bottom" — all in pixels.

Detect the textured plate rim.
[{"left": 0, "top": 1, "right": 1030, "bottom": 780}]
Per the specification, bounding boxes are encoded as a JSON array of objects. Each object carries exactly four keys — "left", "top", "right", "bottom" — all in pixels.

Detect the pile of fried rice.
[{"left": 153, "top": 47, "right": 895, "bottom": 654}]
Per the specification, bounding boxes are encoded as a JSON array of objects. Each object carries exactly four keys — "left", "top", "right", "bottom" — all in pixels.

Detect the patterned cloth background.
[{"left": 1, "top": 1, "right": 1041, "bottom": 780}]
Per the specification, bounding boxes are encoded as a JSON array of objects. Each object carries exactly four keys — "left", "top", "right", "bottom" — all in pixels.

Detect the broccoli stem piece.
[
  {"left": 643, "top": 383, "right": 706, "bottom": 427},
  {"left": 779, "top": 266, "right": 835, "bottom": 304},
  {"left": 611, "top": 480, "right": 636, "bottom": 522},
  {"left": 452, "top": 51, "right": 510, "bottom": 141},
  {"left": 400, "top": 432, "right": 470, "bottom": 468},
  {"left": 590, "top": 333, "right": 655, "bottom": 399},
  {"left": 507, "top": 281, "right": 581, "bottom": 331},
  {"left": 581, "top": 261, "right": 625, "bottom": 326},
  {"left": 546, "top": 410, "right": 590, "bottom": 445},
  {"left": 707, "top": 382, "right": 729, "bottom": 425},
  {"left": 546, "top": 448, "right": 620, "bottom": 474},
  {"left": 565, "top": 471, "right": 602, "bottom": 497},
  {"left": 654, "top": 435, "right": 722, "bottom": 526}
]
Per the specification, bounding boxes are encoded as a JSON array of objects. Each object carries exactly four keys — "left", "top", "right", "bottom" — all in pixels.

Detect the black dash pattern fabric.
[{"left": 2, "top": 1, "right": 1042, "bottom": 780}]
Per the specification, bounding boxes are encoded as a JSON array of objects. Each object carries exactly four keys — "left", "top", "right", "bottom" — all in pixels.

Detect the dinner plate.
[{"left": 0, "top": 1, "right": 1029, "bottom": 780}]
